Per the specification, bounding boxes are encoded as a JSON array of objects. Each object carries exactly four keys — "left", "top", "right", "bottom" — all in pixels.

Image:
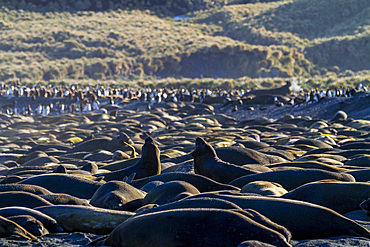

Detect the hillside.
[{"left": 0, "top": 0, "right": 369, "bottom": 87}]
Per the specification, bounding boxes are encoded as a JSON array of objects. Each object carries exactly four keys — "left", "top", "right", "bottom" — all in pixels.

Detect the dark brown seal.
[
  {"left": 96, "top": 136, "right": 161, "bottom": 182},
  {"left": 191, "top": 137, "right": 260, "bottom": 184}
]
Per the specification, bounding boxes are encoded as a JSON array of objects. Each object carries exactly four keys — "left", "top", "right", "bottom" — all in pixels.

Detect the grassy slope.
[
  {"left": 195, "top": 0, "right": 370, "bottom": 70},
  {"left": 0, "top": 0, "right": 369, "bottom": 87}
]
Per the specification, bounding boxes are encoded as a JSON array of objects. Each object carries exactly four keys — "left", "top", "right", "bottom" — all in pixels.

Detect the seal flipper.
[
  {"left": 234, "top": 209, "right": 292, "bottom": 242},
  {"left": 347, "top": 219, "right": 370, "bottom": 239},
  {"left": 86, "top": 235, "right": 108, "bottom": 246},
  {"left": 122, "top": 173, "right": 136, "bottom": 184}
]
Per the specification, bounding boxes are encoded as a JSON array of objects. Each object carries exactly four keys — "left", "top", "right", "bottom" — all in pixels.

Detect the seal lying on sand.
[
  {"left": 0, "top": 206, "right": 63, "bottom": 233},
  {"left": 6, "top": 215, "right": 49, "bottom": 236},
  {"left": 67, "top": 132, "right": 133, "bottom": 153},
  {"left": 186, "top": 193, "right": 370, "bottom": 240},
  {"left": 95, "top": 136, "right": 161, "bottom": 182},
  {"left": 142, "top": 181, "right": 200, "bottom": 205},
  {"left": 135, "top": 197, "right": 242, "bottom": 215},
  {"left": 229, "top": 168, "right": 355, "bottom": 190},
  {"left": 191, "top": 137, "right": 260, "bottom": 183},
  {"left": 18, "top": 174, "right": 104, "bottom": 199},
  {"left": 35, "top": 205, "right": 134, "bottom": 235},
  {"left": 282, "top": 181, "right": 370, "bottom": 214},
  {"left": 0, "top": 184, "right": 52, "bottom": 195},
  {"left": 98, "top": 208, "right": 292, "bottom": 247},
  {"left": 0, "top": 191, "right": 53, "bottom": 208},
  {"left": 90, "top": 181, "right": 146, "bottom": 210},
  {"left": 131, "top": 172, "right": 239, "bottom": 192},
  {"left": 39, "top": 194, "right": 90, "bottom": 206},
  {"left": 0, "top": 215, "right": 38, "bottom": 240}
]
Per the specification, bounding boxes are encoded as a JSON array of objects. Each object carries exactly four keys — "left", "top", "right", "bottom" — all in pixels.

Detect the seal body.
[
  {"left": 0, "top": 215, "right": 38, "bottom": 240},
  {"left": 35, "top": 205, "right": 135, "bottom": 235},
  {"left": 191, "top": 137, "right": 259, "bottom": 183},
  {"left": 185, "top": 193, "right": 370, "bottom": 240},
  {"left": 0, "top": 206, "right": 63, "bottom": 233},
  {"left": 142, "top": 181, "right": 200, "bottom": 205},
  {"left": 90, "top": 181, "right": 146, "bottom": 210},
  {"left": 132, "top": 172, "right": 239, "bottom": 192},
  {"left": 96, "top": 136, "right": 161, "bottom": 182},
  {"left": 282, "top": 181, "right": 370, "bottom": 214},
  {"left": 229, "top": 169, "right": 355, "bottom": 190},
  {"left": 18, "top": 174, "right": 103, "bottom": 199},
  {"left": 7, "top": 215, "right": 49, "bottom": 236},
  {"left": 102, "top": 208, "right": 291, "bottom": 247},
  {"left": 0, "top": 191, "right": 53, "bottom": 208}
]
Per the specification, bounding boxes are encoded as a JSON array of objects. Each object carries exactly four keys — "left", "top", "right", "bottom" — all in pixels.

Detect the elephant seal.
[
  {"left": 18, "top": 173, "right": 104, "bottom": 199},
  {"left": 191, "top": 137, "right": 260, "bottom": 183},
  {"left": 135, "top": 197, "right": 242, "bottom": 215},
  {"left": 100, "top": 209, "right": 291, "bottom": 247},
  {"left": 267, "top": 161, "right": 346, "bottom": 172},
  {"left": 140, "top": 180, "right": 164, "bottom": 193},
  {"left": 67, "top": 132, "right": 133, "bottom": 153},
  {"left": 215, "top": 146, "right": 288, "bottom": 165},
  {"left": 35, "top": 205, "right": 134, "bottom": 235},
  {"left": 7, "top": 215, "right": 49, "bottom": 236},
  {"left": 39, "top": 194, "right": 90, "bottom": 206},
  {"left": 0, "top": 215, "right": 38, "bottom": 240},
  {"left": 348, "top": 169, "right": 370, "bottom": 182},
  {"left": 241, "top": 181, "right": 288, "bottom": 197},
  {"left": 281, "top": 181, "right": 370, "bottom": 214},
  {"left": 95, "top": 136, "right": 161, "bottom": 182},
  {"left": 131, "top": 172, "right": 239, "bottom": 192},
  {"left": 17, "top": 150, "right": 48, "bottom": 165},
  {"left": 90, "top": 181, "right": 146, "bottom": 211},
  {"left": 0, "top": 191, "right": 53, "bottom": 208},
  {"left": 0, "top": 206, "right": 63, "bottom": 233},
  {"left": 142, "top": 181, "right": 200, "bottom": 205},
  {"left": 229, "top": 169, "right": 355, "bottom": 190},
  {"left": 21, "top": 156, "right": 60, "bottom": 167},
  {"left": 185, "top": 193, "right": 370, "bottom": 240},
  {"left": 0, "top": 184, "right": 52, "bottom": 195},
  {"left": 234, "top": 209, "right": 291, "bottom": 241}
]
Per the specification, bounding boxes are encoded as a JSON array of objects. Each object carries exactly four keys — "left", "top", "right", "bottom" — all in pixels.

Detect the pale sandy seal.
[{"left": 241, "top": 181, "right": 288, "bottom": 197}]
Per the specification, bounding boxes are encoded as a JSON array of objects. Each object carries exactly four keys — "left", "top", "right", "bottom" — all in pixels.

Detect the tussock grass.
[{"left": 0, "top": 0, "right": 368, "bottom": 89}]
